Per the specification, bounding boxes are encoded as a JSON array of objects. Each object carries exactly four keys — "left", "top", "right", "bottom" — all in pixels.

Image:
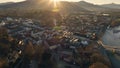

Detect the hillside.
[
  {"left": 0, "top": 0, "right": 119, "bottom": 13},
  {"left": 76, "top": 1, "right": 110, "bottom": 12}
]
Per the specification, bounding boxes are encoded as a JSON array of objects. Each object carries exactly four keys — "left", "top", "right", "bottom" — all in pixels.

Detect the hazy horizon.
[{"left": 0, "top": 0, "right": 120, "bottom": 5}]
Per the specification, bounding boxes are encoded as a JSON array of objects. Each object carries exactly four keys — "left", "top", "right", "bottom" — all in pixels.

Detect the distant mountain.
[
  {"left": 76, "top": 1, "right": 110, "bottom": 12},
  {"left": 101, "top": 3, "right": 120, "bottom": 9},
  {"left": 0, "top": 2, "right": 15, "bottom": 6},
  {"left": 59, "top": 1, "right": 119, "bottom": 12},
  {"left": 0, "top": 0, "right": 119, "bottom": 13},
  {"left": 0, "top": 0, "right": 88, "bottom": 13},
  {"left": 59, "top": 1, "right": 89, "bottom": 13},
  {"left": 0, "top": 0, "right": 54, "bottom": 10}
]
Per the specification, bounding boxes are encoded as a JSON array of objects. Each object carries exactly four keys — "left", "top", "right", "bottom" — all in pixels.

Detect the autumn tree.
[
  {"left": 111, "top": 19, "right": 120, "bottom": 27},
  {"left": 34, "top": 45, "right": 45, "bottom": 63},
  {"left": 0, "top": 58, "right": 8, "bottom": 68},
  {"left": 89, "top": 62, "right": 109, "bottom": 68},
  {"left": 0, "top": 27, "right": 8, "bottom": 39},
  {"left": 0, "top": 27, "right": 10, "bottom": 57},
  {"left": 39, "top": 50, "right": 57, "bottom": 68},
  {"left": 23, "top": 41, "right": 35, "bottom": 60},
  {"left": 90, "top": 53, "right": 111, "bottom": 67}
]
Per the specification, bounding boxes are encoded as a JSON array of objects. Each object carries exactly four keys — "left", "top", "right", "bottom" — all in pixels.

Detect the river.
[{"left": 102, "top": 26, "right": 120, "bottom": 48}]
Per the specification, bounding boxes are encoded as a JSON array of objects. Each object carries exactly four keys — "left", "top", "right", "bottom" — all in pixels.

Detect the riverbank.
[
  {"left": 97, "top": 40, "right": 120, "bottom": 68},
  {"left": 102, "top": 27, "right": 120, "bottom": 48},
  {"left": 106, "top": 50, "right": 120, "bottom": 68}
]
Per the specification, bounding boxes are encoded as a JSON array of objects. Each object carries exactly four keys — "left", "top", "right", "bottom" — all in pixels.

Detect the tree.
[
  {"left": 39, "top": 50, "right": 57, "bottom": 68},
  {"left": 89, "top": 62, "right": 109, "bottom": 68},
  {"left": 90, "top": 53, "right": 111, "bottom": 67},
  {"left": 0, "top": 43, "right": 10, "bottom": 57},
  {"left": 0, "top": 58, "right": 8, "bottom": 68},
  {"left": 23, "top": 41, "right": 35, "bottom": 60},
  {"left": 34, "top": 45, "right": 45, "bottom": 63},
  {"left": 0, "top": 27, "right": 8, "bottom": 39},
  {"left": 111, "top": 19, "right": 120, "bottom": 27}
]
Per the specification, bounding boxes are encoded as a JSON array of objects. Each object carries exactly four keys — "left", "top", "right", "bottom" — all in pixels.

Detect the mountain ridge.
[
  {"left": 101, "top": 3, "right": 120, "bottom": 9},
  {"left": 0, "top": 0, "right": 120, "bottom": 13}
]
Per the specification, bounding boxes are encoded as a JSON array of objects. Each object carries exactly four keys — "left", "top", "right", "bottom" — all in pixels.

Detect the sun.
[
  {"left": 52, "top": 0, "right": 60, "bottom": 8},
  {"left": 50, "top": 0, "right": 60, "bottom": 7},
  {"left": 52, "top": 0, "right": 60, "bottom": 3},
  {"left": 50, "top": 0, "right": 60, "bottom": 12}
]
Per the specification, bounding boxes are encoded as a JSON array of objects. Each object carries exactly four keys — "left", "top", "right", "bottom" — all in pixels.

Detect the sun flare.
[
  {"left": 53, "top": 0, "right": 60, "bottom": 2},
  {"left": 52, "top": 0, "right": 59, "bottom": 8},
  {"left": 50, "top": 0, "right": 60, "bottom": 12}
]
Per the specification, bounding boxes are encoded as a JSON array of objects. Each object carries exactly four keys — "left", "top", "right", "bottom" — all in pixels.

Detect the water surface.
[{"left": 102, "top": 26, "right": 120, "bottom": 48}]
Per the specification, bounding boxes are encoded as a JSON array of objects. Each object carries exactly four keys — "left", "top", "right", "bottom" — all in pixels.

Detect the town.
[{"left": 0, "top": 12, "right": 118, "bottom": 68}]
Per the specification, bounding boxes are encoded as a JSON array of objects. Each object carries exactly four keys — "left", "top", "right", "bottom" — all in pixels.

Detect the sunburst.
[{"left": 50, "top": 0, "right": 60, "bottom": 12}]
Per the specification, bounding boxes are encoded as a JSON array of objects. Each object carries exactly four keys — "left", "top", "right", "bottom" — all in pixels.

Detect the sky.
[
  {"left": 0, "top": 0, "right": 120, "bottom": 4},
  {"left": 0, "top": 0, "right": 25, "bottom": 3}
]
